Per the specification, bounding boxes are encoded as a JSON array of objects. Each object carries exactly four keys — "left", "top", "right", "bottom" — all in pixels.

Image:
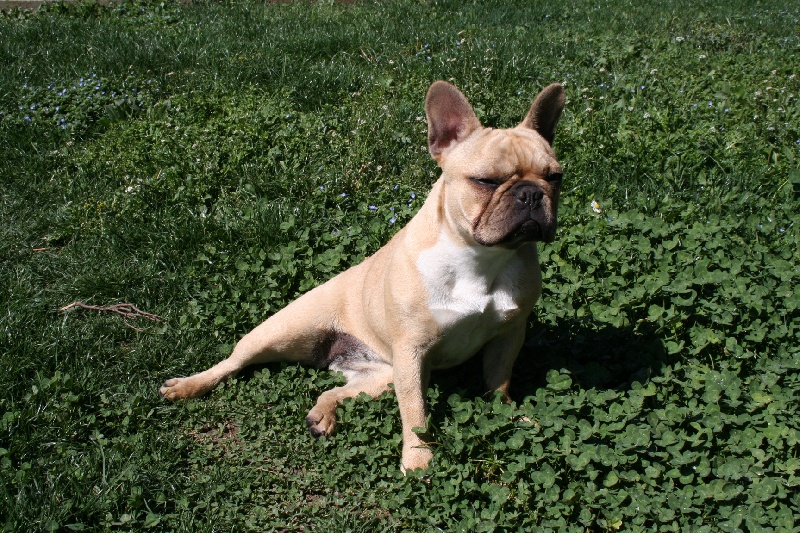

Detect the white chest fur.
[{"left": 416, "top": 231, "right": 534, "bottom": 368}]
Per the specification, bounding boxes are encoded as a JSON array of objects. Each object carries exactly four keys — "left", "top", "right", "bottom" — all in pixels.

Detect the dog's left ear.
[
  {"left": 520, "top": 83, "right": 566, "bottom": 146},
  {"left": 425, "top": 81, "right": 482, "bottom": 163}
]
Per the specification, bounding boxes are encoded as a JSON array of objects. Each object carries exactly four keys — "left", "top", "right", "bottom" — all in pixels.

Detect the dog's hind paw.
[{"left": 159, "top": 376, "right": 210, "bottom": 400}]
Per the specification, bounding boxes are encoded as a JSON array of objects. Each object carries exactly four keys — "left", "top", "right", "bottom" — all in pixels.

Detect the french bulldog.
[{"left": 160, "top": 80, "right": 566, "bottom": 472}]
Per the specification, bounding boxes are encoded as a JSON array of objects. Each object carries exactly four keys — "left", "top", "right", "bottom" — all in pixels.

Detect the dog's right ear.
[{"left": 425, "top": 81, "right": 482, "bottom": 163}]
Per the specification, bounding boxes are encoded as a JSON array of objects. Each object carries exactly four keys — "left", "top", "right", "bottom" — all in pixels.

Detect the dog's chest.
[{"left": 416, "top": 234, "right": 532, "bottom": 367}]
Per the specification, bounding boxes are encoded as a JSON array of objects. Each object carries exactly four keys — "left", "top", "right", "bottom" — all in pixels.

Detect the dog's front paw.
[
  {"left": 306, "top": 409, "right": 337, "bottom": 438},
  {"left": 400, "top": 445, "right": 433, "bottom": 474}
]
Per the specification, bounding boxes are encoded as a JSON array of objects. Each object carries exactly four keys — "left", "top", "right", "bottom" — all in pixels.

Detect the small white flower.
[{"left": 591, "top": 200, "right": 601, "bottom": 213}]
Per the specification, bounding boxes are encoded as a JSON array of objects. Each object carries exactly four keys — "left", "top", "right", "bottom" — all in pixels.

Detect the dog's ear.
[
  {"left": 520, "top": 83, "right": 566, "bottom": 146},
  {"left": 425, "top": 81, "right": 482, "bottom": 163}
]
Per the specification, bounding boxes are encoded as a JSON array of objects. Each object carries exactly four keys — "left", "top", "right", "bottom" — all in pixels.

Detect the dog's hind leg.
[
  {"left": 160, "top": 285, "right": 339, "bottom": 400},
  {"left": 306, "top": 340, "right": 394, "bottom": 437}
]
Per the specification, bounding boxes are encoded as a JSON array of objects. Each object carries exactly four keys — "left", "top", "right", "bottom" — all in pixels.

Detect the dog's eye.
[
  {"left": 546, "top": 172, "right": 563, "bottom": 185},
  {"left": 472, "top": 177, "right": 502, "bottom": 188}
]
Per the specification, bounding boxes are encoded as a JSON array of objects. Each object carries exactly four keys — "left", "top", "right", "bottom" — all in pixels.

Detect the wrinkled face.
[{"left": 442, "top": 126, "right": 562, "bottom": 247}]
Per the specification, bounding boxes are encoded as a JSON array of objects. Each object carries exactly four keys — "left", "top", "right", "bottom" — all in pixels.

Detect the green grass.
[{"left": 1, "top": 0, "right": 799, "bottom": 530}]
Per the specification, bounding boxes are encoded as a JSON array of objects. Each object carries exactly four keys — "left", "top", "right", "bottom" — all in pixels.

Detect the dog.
[{"left": 160, "top": 80, "right": 565, "bottom": 472}]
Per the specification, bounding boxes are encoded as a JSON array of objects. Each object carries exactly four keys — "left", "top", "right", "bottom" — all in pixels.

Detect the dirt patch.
[{"left": 188, "top": 419, "right": 242, "bottom": 456}]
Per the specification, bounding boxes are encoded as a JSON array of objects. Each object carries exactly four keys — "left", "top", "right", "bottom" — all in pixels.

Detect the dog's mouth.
[
  {"left": 474, "top": 218, "right": 556, "bottom": 247},
  {"left": 511, "top": 219, "right": 556, "bottom": 244},
  {"left": 504, "top": 219, "right": 557, "bottom": 246}
]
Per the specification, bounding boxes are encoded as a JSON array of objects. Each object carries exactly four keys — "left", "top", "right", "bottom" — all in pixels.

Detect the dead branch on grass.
[{"left": 59, "top": 301, "right": 163, "bottom": 330}]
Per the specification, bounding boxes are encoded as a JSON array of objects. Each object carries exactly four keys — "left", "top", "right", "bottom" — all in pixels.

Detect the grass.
[{"left": 1, "top": 0, "right": 799, "bottom": 530}]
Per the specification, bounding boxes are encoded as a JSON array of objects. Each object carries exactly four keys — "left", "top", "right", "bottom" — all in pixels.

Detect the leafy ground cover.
[{"left": 1, "top": 0, "right": 799, "bottom": 530}]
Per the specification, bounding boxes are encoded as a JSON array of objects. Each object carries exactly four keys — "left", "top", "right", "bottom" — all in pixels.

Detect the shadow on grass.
[
  {"left": 231, "top": 317, "right": 669, "bottom": 433},
  {"left": 430, "top": 318, "right": 668, "bottom": 402},
  {"left": 234, "top": 318, "right": 668, "bottom": 400}
]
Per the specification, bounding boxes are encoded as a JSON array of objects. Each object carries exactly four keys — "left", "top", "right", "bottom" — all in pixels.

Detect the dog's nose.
[{"left": 514, "top": 187, "right": 544, "bottom": 207}]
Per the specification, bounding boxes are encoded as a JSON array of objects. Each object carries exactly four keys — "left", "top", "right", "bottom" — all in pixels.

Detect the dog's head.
[{"left": 425, "top": 81, "right": 565, "bottom": 247}]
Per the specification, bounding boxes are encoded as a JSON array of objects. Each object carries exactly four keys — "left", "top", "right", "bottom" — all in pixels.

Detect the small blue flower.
[
  {"left": 24, "top": 115, "right": 31, "bottom": 121},
  {"left": 340, "top": 192, "right": 347, "bottom": 198},
  {"left": 368, "top": 205, "right": 378, "bottom": 211},
  {"left": 389, "top": 217, "right": 397, "bottom": 224},
  {"left": 410, "top": 192, "right": 417, "bottom": 199},
  {"left": 393, "top": 184, "right": 399, "bottom": 190}
]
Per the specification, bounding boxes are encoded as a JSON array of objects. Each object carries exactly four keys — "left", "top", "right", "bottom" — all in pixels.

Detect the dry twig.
[{"left": 59, "top": 301, "right": 163, "bottom": 330}]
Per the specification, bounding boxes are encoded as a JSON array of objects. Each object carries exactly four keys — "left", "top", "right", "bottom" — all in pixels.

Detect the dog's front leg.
[
  {"left": 482, "top": 325, "right": 526, "bottom": 402},
  {"left": 393, "top": 348, "right": 433, "bottom": 473}
]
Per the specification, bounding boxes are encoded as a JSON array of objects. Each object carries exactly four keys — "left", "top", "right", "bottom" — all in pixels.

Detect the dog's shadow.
[
  {"left": 235, "top": 318, "right": 667, "bottom": 423},
  {"left": 432, "top": 318, "right": 668, "bottom": 402}
]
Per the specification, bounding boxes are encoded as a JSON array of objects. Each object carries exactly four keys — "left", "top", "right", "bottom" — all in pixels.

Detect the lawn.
[{"left": 1, "top": 0, "right": 799, "bottom": 530}]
